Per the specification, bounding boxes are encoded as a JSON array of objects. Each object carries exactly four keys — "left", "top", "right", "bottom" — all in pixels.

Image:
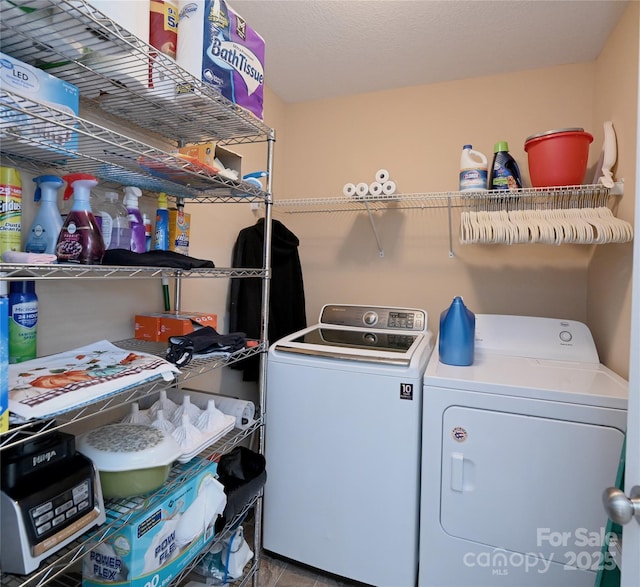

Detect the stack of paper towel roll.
[{"left": 343, "top": 169, "right": 397, "bottom": 198}]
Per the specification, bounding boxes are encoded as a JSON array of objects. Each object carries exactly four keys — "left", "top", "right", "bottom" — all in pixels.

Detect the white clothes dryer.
[
  {"left": 264, "top": 304, "right": 434, "bottom": 587},
  {"left": 419, "top": 314, "right": 628, "bottom": 587}
]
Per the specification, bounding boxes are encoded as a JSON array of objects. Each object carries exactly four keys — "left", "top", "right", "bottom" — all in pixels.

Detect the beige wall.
[
  {"left": 588, "top": 0, "right": 639, "bottom": 378},
  {"left": 272, "top": 66, "right": 597, "bottom": 337},
  {"left": 250, "top": 6, "right": 638, "bottom": 379}
]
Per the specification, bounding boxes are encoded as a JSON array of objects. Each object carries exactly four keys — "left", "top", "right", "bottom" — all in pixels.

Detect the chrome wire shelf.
[
  {"left": 0, "top": 0, "right": 270, "bottom": 145},
  {"left": 0, "top": 419, "right": 263, "bottom": 587},
  {"left": 272, "top": 184, "right": 617, "bottom": 213},
  {"left": 0, "top": 90, "right": 266, "bottom": 200},
  {"left": 1, "top": 341, "right": 267, "bottom": 450},
  {"left": 0, "top": 264, "right": 266, "bottom": 280}
]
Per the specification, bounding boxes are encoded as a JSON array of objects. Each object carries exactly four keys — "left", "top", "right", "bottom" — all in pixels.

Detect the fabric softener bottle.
[
  {"left": 56, "top": 173, "right": 105, "bottom": 264},
  {"left": 439, "top": 296, "right": 476, "bottom": 366},
  {"left": 490, "top": 141, "right": 522, "bottom": 190},
  {"left": 25, "top": 175, "right": 64, "bottom": 255}
]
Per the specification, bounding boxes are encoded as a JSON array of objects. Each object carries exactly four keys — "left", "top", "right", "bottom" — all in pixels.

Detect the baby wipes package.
[
  {"left": 82, "top": 460, "right": 226, "bottom": 587},
  {"left": 0, "top": 52, "right": 80, "bottom": 154}
]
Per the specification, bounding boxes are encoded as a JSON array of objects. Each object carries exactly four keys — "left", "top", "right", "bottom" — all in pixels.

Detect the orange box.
[
  {"left": 134, "top": 313, "right": 163, "bottom": 341},
  {"left": 135, "top": 312, "right": 217, "bottom": 342},
  {"left": 159, "top": 312, "right": 218, "bottom": 342},
  {"left": 178, "top": 142, "right": 217, "bottom": 168}
]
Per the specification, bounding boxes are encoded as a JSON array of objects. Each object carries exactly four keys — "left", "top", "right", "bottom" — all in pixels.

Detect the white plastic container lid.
[
  {"left": 77, "top": 423, "right": 182, "bottom": 471},
  {"left": 525, "top": 127, "right": 585, "bottom": 143}
]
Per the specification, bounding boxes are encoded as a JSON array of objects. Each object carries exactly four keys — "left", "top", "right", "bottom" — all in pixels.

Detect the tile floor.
[
  {"left": 239, "top": 514, "right": 364, "bottom": 587},
  {"left": 257, "top": 551, "right": 362, "bottom": 587}
]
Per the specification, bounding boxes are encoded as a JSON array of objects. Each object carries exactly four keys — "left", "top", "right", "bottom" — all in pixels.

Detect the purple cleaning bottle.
[{"left": 124, "top": 186, "right": 146, "bottom": 253}]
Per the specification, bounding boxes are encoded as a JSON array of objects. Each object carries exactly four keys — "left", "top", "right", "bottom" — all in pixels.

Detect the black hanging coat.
[{"left": 229, "top": 218, "right": 306, "bottom": 381}]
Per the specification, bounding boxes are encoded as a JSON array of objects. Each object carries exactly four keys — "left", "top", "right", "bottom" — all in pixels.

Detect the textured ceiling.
[{"left": 231, "top": 0, "right": 629, "bottom": 103}]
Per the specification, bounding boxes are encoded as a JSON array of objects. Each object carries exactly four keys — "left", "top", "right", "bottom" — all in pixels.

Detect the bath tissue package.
[{"left": 177, "top": 0, "right": 265, "bottom": 120}]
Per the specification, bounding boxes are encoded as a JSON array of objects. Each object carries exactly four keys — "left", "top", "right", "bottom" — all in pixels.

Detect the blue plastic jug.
[{"left": 439, "top": 296, "right": 475, "bottom": 366}]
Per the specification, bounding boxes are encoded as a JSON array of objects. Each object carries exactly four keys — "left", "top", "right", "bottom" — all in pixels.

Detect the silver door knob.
[{"left": 602, "top": 486, "right": 640, "bottom": 525}]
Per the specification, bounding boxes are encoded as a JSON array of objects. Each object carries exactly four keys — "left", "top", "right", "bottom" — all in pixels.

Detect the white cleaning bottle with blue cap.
[
  {"left": 25, "top": 175, "right": 64, "bottom": 255},
  {"left": 124, "top": 186, "right": 146, "bottom": 253},
  {"left": 459, "top": 145, "right": 488, "bottom": 191}
]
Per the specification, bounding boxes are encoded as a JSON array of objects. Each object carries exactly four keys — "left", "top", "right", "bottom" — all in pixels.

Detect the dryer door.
[{"left": 441, "top": 406, "right": 624, "bottom": 569}]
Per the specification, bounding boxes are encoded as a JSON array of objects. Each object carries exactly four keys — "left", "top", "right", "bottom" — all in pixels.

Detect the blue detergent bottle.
[
  {"left": 490, "top": 141, "right": 522, "bottom": 190},
  {"left": 25, "top": 175, "right": 64, "bottom": 255},
  {"left": 439, "top": 296, "right": 476, "bottom": 366}
]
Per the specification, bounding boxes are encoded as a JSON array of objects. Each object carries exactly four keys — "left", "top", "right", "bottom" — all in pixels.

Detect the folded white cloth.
[{"left": 2, "top": 251, "right": 57, "bottom": 264}]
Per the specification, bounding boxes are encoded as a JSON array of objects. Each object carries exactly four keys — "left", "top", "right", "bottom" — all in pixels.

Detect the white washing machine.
[
  {"left": 264, "top": 304, "right": 434, "bottom": 587},
  {"left": 419, "top": 314, "right": 628, "bottom": 587}
]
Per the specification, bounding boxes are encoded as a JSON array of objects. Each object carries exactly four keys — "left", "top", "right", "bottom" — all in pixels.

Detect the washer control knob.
[
  {"left": 363, "top": 332, "right": 378, "bottom": 345},
  {"left": 363, "top": 311, "right": 378, "bottom": 326},
  {"left": 559, "top": 330, "right": 573, "bottom": 343}
]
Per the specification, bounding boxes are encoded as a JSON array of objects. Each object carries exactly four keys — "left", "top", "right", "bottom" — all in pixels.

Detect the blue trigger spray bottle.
[{"left": 25, "top": 175, "right": 64, "bottom": 255}]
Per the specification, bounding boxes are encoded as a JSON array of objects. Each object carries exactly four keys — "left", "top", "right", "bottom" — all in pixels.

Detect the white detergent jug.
[{"left": 459, "top": 144, "right": 488, "bottom": 191}]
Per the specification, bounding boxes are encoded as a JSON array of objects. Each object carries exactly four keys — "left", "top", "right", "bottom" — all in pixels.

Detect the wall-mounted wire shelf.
[
  {"left": 0, "top": 0, "right": 270, "bottom": 146},
  {"left": 0, "top": 419, "right": 263, "bottom": 587},
  {"left": 272, "top": 183, "right": 628, "bottom": 256},
  {"left": 0, "top": 90, "right": 266, "bottom": 201},
  {"left": 272, "top": 184, "right": 620, "bottom": 213}
]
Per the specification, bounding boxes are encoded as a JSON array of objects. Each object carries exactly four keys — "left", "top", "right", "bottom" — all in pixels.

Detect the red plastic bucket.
[{"left": 524, "top": 128, "right": 593, "bottom": 187}]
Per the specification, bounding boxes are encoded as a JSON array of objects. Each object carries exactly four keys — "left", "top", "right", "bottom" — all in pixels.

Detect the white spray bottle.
[
  {"left": 56, "top": 173, "right": 105, "bottom": 264},
  {"left": 25, "top": 175, "right": 64, "bottom": 255},
  {"left": 124, "top": 186, "right": 146, "bottom": 253}
]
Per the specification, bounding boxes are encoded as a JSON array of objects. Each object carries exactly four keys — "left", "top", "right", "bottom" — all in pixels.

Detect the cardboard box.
[
  {"left": 134, "top": 313, "right": 164, "bottom": 342},
  {"left": 0, "top": 52, "right": 80, "bottom": 154},
  {"left": 135, "top": 312, "right": 217, "bottom": 342},
  {"left": 177, "top": 144, "right": 242, "bottom": 180},
  {"left": 178, "top": 142, "right": 218, "bottom": 168},
  {"left": 168, "top": 208, "right": 191, "bottom": 256},
  {"left": 160, "top": 312, "right": 218, "bottom": 341},
  {"left": 82, "top": 460, "right": 226, "bottom": 587}
]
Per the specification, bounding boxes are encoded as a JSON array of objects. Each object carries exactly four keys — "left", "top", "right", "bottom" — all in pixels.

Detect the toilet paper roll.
[
  {"left": 210, "top": 395, "right": 256, "bottom": 430},
  {"left": 355, "top": 182, "right": 369, "bottom": 197},
  {"left": 176, "top": 0, "right": 206, "bottom": 78},
  {"left": 375, "top": 168, "right": 390, "bottom": 183},
  {"left": 343, "top": 183, "right": 356, "bottom": 197},
  {"left": 369, "top": 182, "right": 383, "bottom": 197},
  {"left": 88, "top": 0, "right": 151, "bottom": 44},
  {"left": 382, "top": 180, "right": 397, "bottom": 196}
]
